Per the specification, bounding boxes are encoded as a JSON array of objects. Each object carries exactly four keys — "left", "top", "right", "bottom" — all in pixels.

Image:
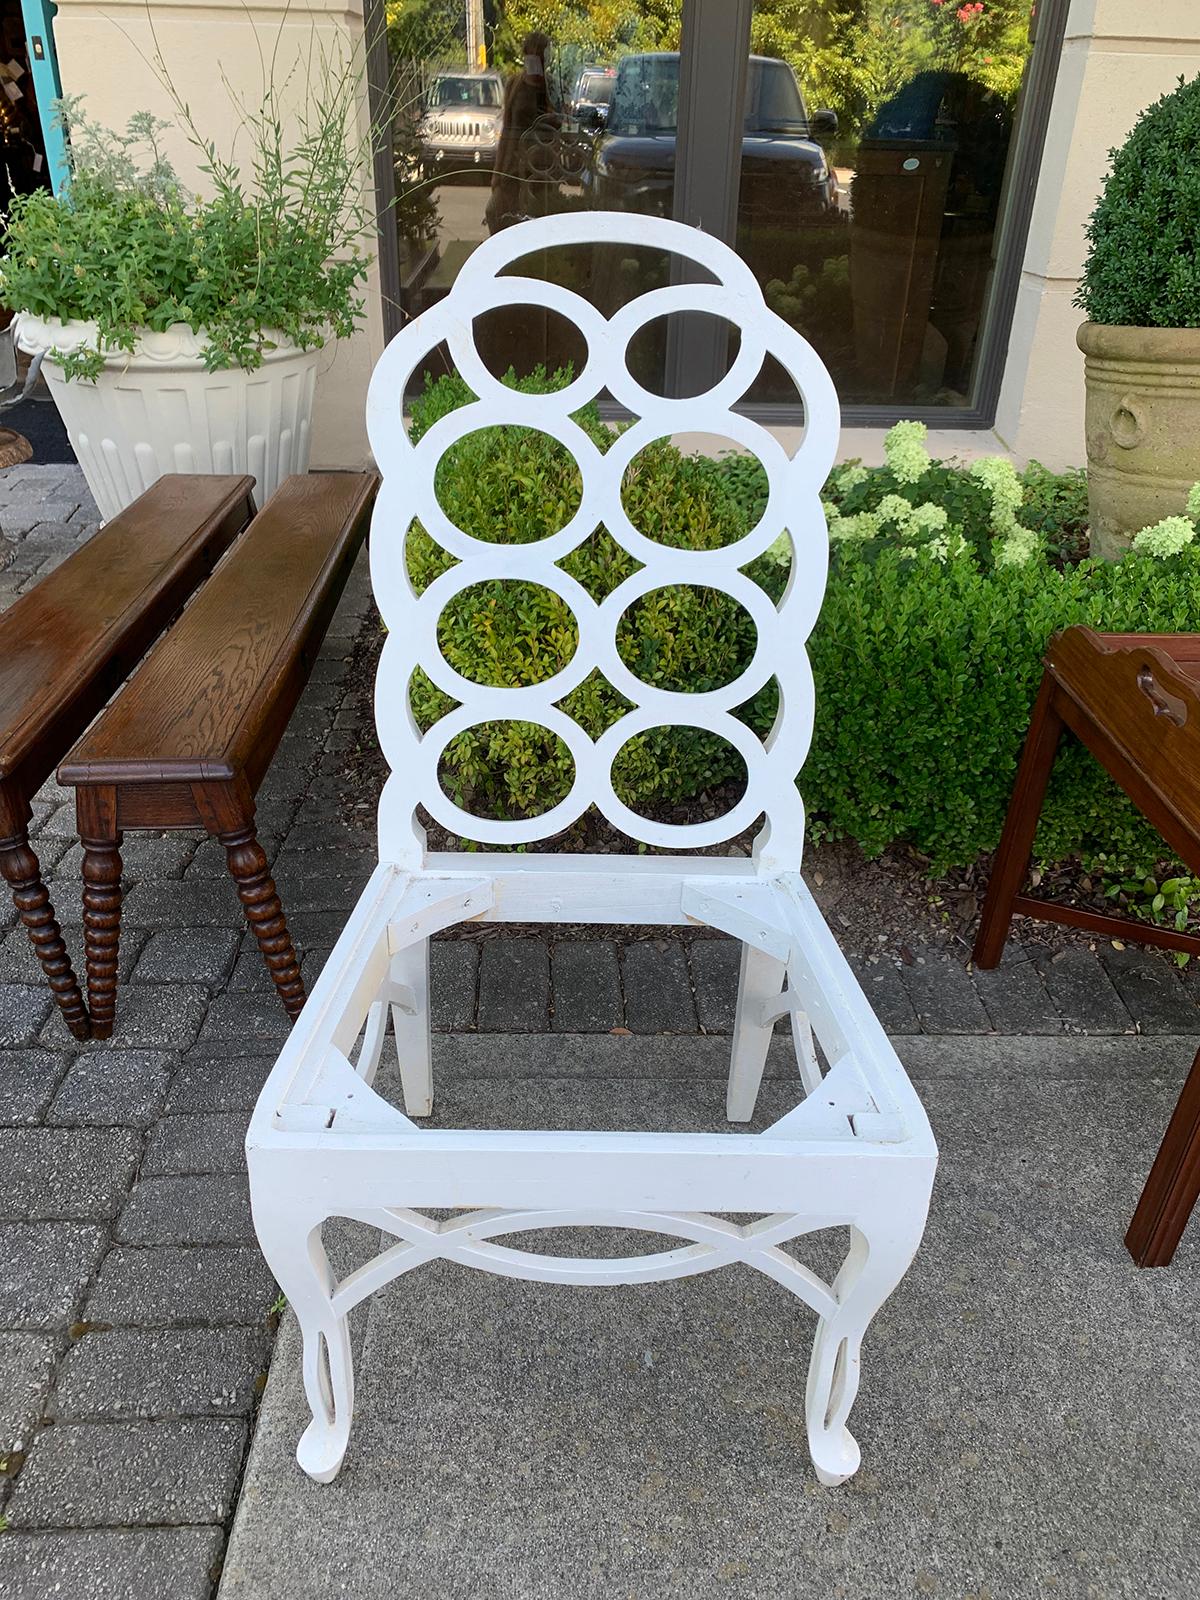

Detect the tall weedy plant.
[{"left": 0, "top": 21, "right": 396, "bottom": 377}]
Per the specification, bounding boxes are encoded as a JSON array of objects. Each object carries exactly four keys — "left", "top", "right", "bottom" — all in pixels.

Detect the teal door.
[{"left": 18, "top": 0, "right": 67, "bottom": 192}]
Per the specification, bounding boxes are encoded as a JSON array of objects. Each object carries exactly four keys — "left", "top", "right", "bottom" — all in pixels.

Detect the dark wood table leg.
[
  {"left": 210, "top": 801, "right": 305, "bottom": 1021},
  {"left": 0, "top": 816, "right": 90, "bottom": 1041},
  {"left": 1126, "top": 1044, "right": 1200, "bottom": 1267},
  {"left": 78, "top": 787, "right": 123, "bottom": 1041},
  {"left": 973, "top": 672, "right": 1066, "bottom": 970}
]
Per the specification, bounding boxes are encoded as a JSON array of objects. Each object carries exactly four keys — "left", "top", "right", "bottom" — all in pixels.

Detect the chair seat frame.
[{"left": 247, "top": 212, "right": 936, "bottom": 1489}]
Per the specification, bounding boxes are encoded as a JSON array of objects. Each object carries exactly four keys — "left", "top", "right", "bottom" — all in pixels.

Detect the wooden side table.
[{"left": 975, "top": 625, "right": 1200, "bottom": 1265}]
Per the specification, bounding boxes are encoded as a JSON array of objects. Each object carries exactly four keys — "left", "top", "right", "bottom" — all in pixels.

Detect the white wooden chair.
[{"left": 246, "top": 212, "right": 937, "bottom": 1489}]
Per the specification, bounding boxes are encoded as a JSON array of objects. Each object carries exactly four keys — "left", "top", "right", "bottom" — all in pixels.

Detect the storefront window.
[
  {"left": 383, "top": 0, "right": 1053, "bottom": 417},
  {"left": 738, "top": 0, "right": 1036, "bottom": 406}
]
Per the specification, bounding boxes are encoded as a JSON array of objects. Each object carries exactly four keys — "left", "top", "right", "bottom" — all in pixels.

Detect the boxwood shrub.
[
  {"left": 407, "top": 370, "right": 781, "bottom": 822},
  {"left": 1077, "top": 72, "right": 1200, "bottom": 329}
]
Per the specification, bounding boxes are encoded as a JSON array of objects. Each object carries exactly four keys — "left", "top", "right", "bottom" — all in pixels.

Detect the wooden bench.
[
  {"left": 58, "top": 471, "right": 379, "bottom": 1039},
  {"left": 0, "top": 475, "right": 255, "bottom": 1040},
  {"left": 975, "top": 625, "right": 1200, "bottom": 1265}
]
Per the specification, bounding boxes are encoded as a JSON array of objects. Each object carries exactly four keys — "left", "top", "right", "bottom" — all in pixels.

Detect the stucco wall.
[
  {"left": 995, "top": 0, "right": 1200, "bottom": 467},
  {"left": 50, "top": 0, "right": 384, "bottom": 469}
]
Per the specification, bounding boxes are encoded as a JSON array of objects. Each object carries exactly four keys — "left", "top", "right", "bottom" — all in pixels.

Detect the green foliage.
[
  {"left": 0, "top": 73, "right": 372, "bottom": 379},
  {"left": 804, "top": 541, "right": 1200, "bottom": 873},
  {"left": 1105, "top": 871, "right": 1200, "bottom": 956},
  {"left": 1077, "top": 73, "right": 1200, "bottom": 328},
  {"left": 386, "top": 0, "right": 1031, "bottom": 147},
  {"left": 820, "top": 437, "right": 1094, "bottom": 573},
  {"left": 750, "top": 0, "right": 1031, "bottom": 144},
  {"left": 826, "top": 452, "right": 997, "bottom": 563},
  {"left": 494, "top": 0, "right": 683, "bottom": 84},
  {"left": 1014, "top": 460, "right": 1090, "bottom": 564}
]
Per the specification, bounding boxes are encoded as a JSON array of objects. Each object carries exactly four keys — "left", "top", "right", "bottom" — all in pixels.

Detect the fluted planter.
[
  {"left": 15, "top": 316, "right": 320, "bottom": 520},
  {"left": 1077, "top": 322, "right": 1200, "bottom": 559}
]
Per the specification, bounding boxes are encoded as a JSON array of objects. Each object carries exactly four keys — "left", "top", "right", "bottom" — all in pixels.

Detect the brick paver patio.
[{"left": 2, "top": 465, "right": 1199, "bottom": 1595}]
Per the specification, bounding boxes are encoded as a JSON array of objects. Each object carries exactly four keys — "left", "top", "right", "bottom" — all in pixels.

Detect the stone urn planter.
[
  {"left": 1077, "top": 323, "right": 1200, "bottom": 560},
  {"left": 16, "top": 315, "right": 319, "bottom": 521}
]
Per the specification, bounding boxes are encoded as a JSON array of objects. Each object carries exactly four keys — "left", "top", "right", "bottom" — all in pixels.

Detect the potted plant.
[
  {"left": 1076, "top": 73, "right": 1200, "bottom": 558},
  {"left": 0, "top": 85, "right": 370, "bottom": 520}
]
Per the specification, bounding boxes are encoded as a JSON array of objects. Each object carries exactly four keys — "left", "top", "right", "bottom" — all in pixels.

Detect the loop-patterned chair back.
[{"left": 365, "top": 212, "right": 840, "bottom": 870}]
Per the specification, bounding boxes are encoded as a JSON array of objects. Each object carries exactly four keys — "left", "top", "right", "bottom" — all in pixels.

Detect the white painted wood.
[
  {"left": 726, "top": 943, "right": 787, "bottom": 1122},
  {"left": 246, "top": 212, "right": 937, "bottom": 1492},
  {"left": 389, "top": 942, "right": 433, "bottom": 1117}
]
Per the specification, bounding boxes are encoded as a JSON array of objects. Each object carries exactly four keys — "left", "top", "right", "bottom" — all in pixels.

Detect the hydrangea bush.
[{"left": 818, "top": 421, "right": 1084, "bottom": 571}]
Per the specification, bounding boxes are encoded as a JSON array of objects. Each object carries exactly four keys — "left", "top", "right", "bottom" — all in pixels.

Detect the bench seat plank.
[
  {"left": 1, "top": 474, "right": 255, "bottom": 790},
  {"left": 59, "top": 472, "right": 379, "bottom": 1038},
  {"left": 60, "top": 473, "right": 378, "bottom": 788},
  {"left": 0, "top": 473, "right": 255, "bottom": 1039}
]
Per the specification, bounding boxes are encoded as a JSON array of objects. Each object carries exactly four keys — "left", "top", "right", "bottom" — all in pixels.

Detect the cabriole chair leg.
[
  {"left": 805, "top": 1214, "right": 924, "bottom": 1486},
  {"left": 257, "top": 1209, "right": 355, "bottom": 1484}
]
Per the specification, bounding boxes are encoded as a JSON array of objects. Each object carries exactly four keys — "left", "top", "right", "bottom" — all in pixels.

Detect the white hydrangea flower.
[
  {"left": 834, "top": 461, "right": 869, "bottom": 493},
  {"left": 883, "top": 420, "right": 931, "bottom": 485},
  {"left": 909, "top": 502, "right": 949, "bottom": 534},
  {"left": 970, "top": 456, "right": 1024, "bottom": 532},
  {"left": 876, "top": 494, "right": 915, "bottom": 526},
  {"left": 1130, "top": 516, "right": 1197, "bottom": 559},
  {"left": 828, "top": 511, "right": 881, "bottom": 543},
  {"left": 994, "top": 526, "right": 1041, "bottom": 568},
  {"left": 1187, "top": 482, "right": 1200, "bottom": 522},
  {"left": 925, "top": 532, "right": 967, "bottom": 565},
  {"left": 765, "top": 530, "right": 792, "bottom": 567}
]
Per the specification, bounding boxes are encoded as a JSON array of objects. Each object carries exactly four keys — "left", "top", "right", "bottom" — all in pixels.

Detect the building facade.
[{"left": 24, "top": 0, "right": 1200, "bottom": 470}]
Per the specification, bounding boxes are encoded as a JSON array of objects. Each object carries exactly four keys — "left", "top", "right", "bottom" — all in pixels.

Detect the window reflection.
[
  {"left": 386, "top": 0, "right": 1037, "bottom": 412},
  {"left": 390, "top": 3, "right": 681, "bottom": 395},
  {"left": 741, "top": 0, "right": 1035, "bottom": 407}
]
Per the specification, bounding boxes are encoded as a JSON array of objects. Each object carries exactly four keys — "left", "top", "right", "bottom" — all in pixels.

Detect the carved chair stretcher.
[
  {"left": 58, "top": 472, "right": 378, "bottom": 1038},
  {"left": 0, "top": 474, "right": 254, "bottom": 1039},
  {"left": 246, "top": 213, "right": 937, "bottom": 1487},
  {"left": 974, "top": 625, "right": 1200, "bottom": 1265}
]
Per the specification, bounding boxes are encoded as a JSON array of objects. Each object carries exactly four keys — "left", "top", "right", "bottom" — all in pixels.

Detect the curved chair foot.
[
  {"left": 803, "top": 1219, "right": 921, "bottom": 1486},
  {"left": 255, "top": 1211, "right": 356, "bottom": 1484},
  {"left": 810, "top": 1429, "right": 861, "bottom": 1488},
  {"left": 297, "top": 1412, "right": 352, "bottom": 1484}
]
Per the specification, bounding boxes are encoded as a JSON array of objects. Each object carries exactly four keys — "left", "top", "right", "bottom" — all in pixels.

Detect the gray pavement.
[
  {"left": 220, "top": 1034, "right": 1200, "bottom": 1600},
  {"left": 2, "top": 465, "right": 1200, "bottom": 1597}
]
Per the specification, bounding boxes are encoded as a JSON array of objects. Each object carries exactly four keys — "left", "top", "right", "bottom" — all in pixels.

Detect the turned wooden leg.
[
  {"left": 219, "top": 822, "right": 305, "bottom": 1019},
  {"left": 81, "top": 833, "right": 123, "bottom": 1041},
  {"left": 973, "top": 672, "right": 1066, "bottom": 970},
  {"left": 1126, "top": 1045, "right": 1200, "bottom": 1268},
  {"left": 0, "top": 828, "right": 90, "bottom": 1040}
]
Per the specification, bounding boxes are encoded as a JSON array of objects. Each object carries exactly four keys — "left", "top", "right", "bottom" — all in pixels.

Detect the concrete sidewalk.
[{"left": 221, "top": 1034, "right": 1200, "bottom": 1600}]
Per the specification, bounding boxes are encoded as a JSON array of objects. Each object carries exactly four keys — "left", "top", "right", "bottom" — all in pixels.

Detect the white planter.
[{"left": 15, "top": 316, "right": 320, "bottom": 520}]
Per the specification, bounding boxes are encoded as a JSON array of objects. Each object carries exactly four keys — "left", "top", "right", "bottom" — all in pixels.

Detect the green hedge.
[
  {"left": 402, "top": 372, "right": 1200, "bottom": 874},
  {"left": 804, "top": 544, "right": 1200, "bottom": 872}
]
